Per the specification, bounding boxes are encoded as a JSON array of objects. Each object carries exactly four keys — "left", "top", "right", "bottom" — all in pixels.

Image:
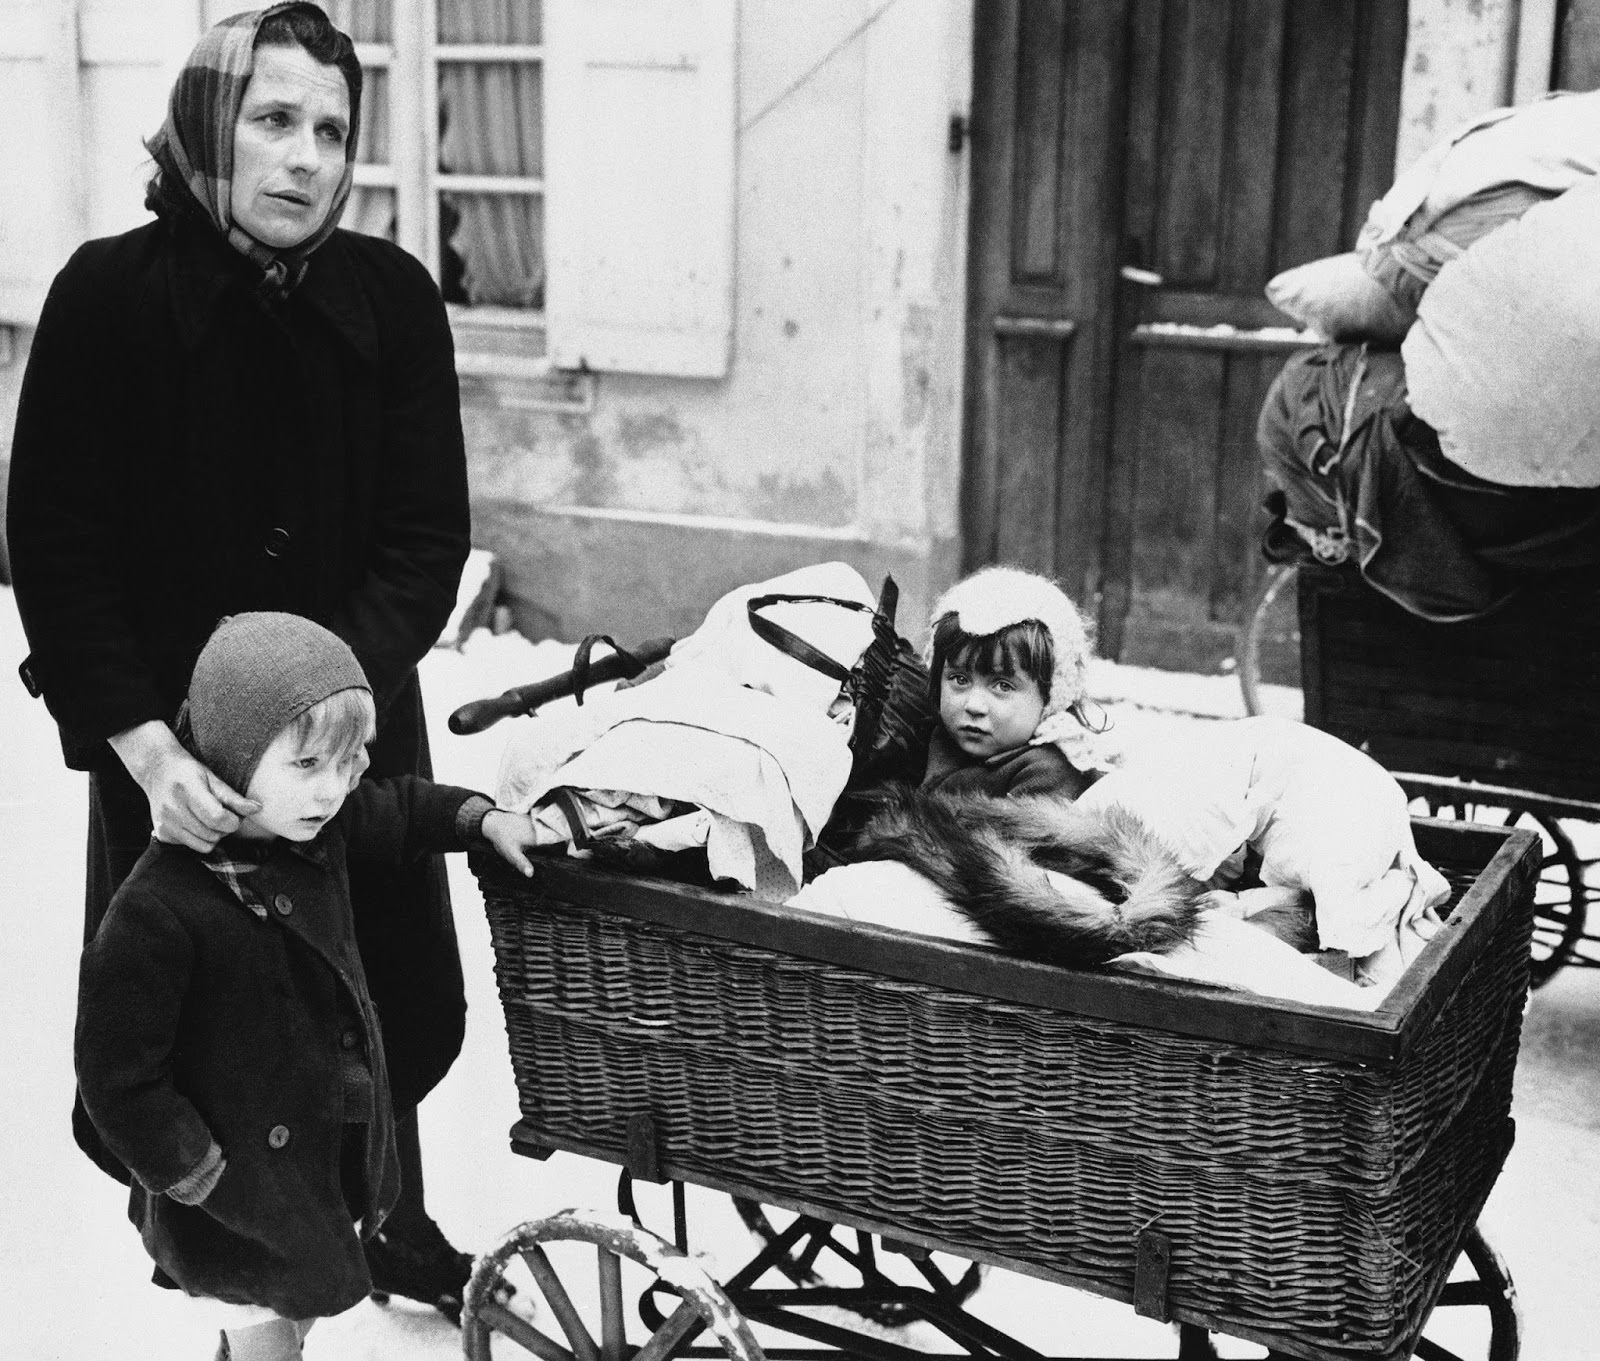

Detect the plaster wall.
[
  {"left": 1, "top": 2, "right": 1565, "bottom": 645},
  {"left": 470, "top": 0, "right": 974, "bottom": 644},
  {"left": 1396, "top": 0, "right": 1558, "bottom": 172}
]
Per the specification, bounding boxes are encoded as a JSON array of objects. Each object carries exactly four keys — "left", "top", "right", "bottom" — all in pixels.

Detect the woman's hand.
[
  {"left": 108, "top": 721, "right": 260, "bottom": 852},
  {"left": 481, "top": 808, "right": 539, "bottom": 878}
]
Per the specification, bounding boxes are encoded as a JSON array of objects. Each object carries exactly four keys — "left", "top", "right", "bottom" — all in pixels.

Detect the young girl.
[
  {"left": 921, "top": 565, "right": 1100, "bottom": 799},
  {"left": 74, "top": 613, "right": 538, "bottom": 1360}
]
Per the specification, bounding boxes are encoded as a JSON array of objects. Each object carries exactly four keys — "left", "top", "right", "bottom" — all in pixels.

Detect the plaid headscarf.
[{"left": 145, "top": 2, "right": 362, "bottom": 300}]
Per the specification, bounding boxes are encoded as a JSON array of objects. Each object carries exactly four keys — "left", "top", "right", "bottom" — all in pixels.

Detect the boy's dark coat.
[
  {"left": 7, "top": 216, "right": 472, "bottom": 1115},
  {"left": 75, "top": 778, "right": 477, "bottom": 1320}
]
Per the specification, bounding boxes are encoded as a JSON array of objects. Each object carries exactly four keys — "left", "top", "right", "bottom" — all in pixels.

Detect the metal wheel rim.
[{"left": 1414, "top": 796, "right": 1587, "bottom": 987}]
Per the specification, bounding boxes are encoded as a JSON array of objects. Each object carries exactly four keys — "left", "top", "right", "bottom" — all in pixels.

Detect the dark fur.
[{"left": 850, "top": 788, "right": 1206, "bottom": 967}]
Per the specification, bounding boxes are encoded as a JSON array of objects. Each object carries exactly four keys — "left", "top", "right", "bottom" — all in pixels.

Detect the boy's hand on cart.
[{"left": 481, "top": 808, "right": 541, "bottom": 877}]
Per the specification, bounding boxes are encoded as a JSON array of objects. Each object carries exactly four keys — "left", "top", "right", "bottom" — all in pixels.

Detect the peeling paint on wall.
[
  {"left": 617, "top": 410, "right": 687, "bottom": 457},
  {"left": 900, "top": 303, "right": 935, "bottom": 430},
  {"left": 569, "top": 431, "right": 617, "bottom": 507},
  {"left": 748, "top": 465, "right": 854, "bottom": 527}
]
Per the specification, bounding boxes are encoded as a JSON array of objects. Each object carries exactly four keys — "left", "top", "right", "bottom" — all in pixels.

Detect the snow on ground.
[{"left": 3, "top": 584, "right": 1598, "bottom": 1360}]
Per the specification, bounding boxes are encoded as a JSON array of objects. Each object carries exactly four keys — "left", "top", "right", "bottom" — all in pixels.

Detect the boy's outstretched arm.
[{"left": 480, "top": 808, "right": 539, "bottom": 877}]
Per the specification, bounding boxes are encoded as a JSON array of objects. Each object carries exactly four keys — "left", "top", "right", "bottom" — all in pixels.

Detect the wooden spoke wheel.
[
  {"left": 1409, "top": 791, "right": 1587, "bottom": 988},
  {"left": 729, "top": 1197, "right": 984, "bottom": 1327},
  {"left": 1410, "top": 1226, "right": 1522, "bottom": 1361},
  {"left": 462, "top": 1208, "right": 765, "bottom": 1361}
]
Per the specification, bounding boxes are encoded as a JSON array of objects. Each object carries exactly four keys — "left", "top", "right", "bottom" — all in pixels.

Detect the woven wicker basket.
[
  {"left": 1299, "top": 562, "right": 1600, "bottom": 801},
  {"left": 475, "top": 820, "right": 1536, "bottom": 1361}
]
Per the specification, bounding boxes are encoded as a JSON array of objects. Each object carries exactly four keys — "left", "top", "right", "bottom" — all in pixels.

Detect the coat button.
[
  {"left": 340, "top": 1028, "right": 359, "bottom": 1050},
  {"left": 267, "top": 1124, "right": 291, "bottom": 1150},
  {"left": 273, "top": 893, "right": 293, "bottom": 917},
  {"left": 263, "top": 526, "right": 291, "bottom": 558}
]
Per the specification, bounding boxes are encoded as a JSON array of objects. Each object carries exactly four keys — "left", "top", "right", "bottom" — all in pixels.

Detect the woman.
[{"left": 7, "top": 2, "right": 479, "bottom": 1329}]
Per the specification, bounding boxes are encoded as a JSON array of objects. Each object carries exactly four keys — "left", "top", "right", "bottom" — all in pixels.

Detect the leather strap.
[
  {"left": 744, "top": 593, "right": 877, "bottom": 683},
  {"left": 571, "top": 634, "right": 644, "bottom": 706}
]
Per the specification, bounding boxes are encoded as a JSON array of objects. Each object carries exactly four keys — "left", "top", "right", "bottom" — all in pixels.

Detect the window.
[
  {"left": 329, "top": 0, "right": 545, "bottom": 317},
  {"left": 1, "top": 0, "right": 735, "bottom": 378},
  {"left": 332, "top": 0, "right": 737, "bottom": 378}
]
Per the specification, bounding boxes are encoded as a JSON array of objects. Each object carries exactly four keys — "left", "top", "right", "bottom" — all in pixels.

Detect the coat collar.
[
  {"left": 207, "top": 830, "right": 330, "bottom": 872},
  {"left": 165, "top": 218, "right": 381, "bottom": 369}
]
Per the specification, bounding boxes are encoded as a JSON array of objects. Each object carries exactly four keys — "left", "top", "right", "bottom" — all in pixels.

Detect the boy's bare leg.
[{"left": 220, "top": 1317, "right": 314, "bottom": 1360}]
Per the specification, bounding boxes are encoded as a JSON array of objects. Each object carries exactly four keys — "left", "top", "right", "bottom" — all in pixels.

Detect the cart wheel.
[
  {"left": 462, "top": 1208, "right": 765, "bottom": 1361},
  {"left": 1410, "top": 1225, "right": 1521, "bottom": 1361},
  {"left": 1238, "top": 564, "right": 1300, "bottom": 717},
  {"left": 1410, "top": 793, "right": 1587, "bottom": 988},
  {"left": 730, "top": 1198, "right": 983, "bottom": 1326}
]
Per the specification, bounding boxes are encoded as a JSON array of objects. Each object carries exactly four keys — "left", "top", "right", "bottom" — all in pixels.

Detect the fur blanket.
[{"left": 849, "top": 788, "right": 1208, "bottom": 967}]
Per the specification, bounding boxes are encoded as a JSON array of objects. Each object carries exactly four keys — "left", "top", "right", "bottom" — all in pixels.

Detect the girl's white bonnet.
[{"left": 926, "top": 566, "right": 1093, "bottom": 732}]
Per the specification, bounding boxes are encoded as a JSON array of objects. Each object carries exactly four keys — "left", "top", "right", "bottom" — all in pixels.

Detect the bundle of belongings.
[
  {"left": 793, "top": 717, "right": 1445, "bottom": 1011},
  {"left": 496, "top": 562, "right": 930, "bottom": 900},
  {"left": 494, "top": 562, "right": 1447, "bottom": 1011},
  {"left": 1258, "top": 89, "right": 1600, "bottom": 621}
]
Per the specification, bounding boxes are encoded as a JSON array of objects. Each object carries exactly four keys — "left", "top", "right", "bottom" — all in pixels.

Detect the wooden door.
[{"left": 962, "top": 0, "right": 1407, "bottom": 669}]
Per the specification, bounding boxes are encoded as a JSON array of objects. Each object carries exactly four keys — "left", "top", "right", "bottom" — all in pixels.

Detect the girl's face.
[
  {"left": 237, "top": 726, "right": 370, "bottom": 841},
  {"left": 939, "top": 663, "right": 1046, "bottom": 760}
]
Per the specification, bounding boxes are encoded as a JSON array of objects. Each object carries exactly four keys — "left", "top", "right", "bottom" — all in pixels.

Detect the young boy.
[
  {"left": 921, "top": 565, "right": 1099, "bottom": 799},
  {"left": 74, "top": 612, "right": 538, "bottom": 1360}
]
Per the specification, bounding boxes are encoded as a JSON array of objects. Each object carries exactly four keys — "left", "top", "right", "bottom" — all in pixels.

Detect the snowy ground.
[{"left": 3, "top": 583, "right": 1598, "bottom": 1360}]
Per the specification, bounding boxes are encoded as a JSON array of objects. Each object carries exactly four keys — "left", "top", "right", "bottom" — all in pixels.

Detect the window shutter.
[
  {"left": 544, "top": 0, "right": 737, "bottom": 378},
  {"left": 79, "top": 0, "right": 198, "bottom": 237},
  {"left": 0, "top": 0, "right": 83, "bottom": 325}
]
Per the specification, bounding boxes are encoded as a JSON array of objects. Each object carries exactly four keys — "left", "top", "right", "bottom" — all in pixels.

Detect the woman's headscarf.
[{"left": 145, "top": 2, "right": 363, "bottom": 299}]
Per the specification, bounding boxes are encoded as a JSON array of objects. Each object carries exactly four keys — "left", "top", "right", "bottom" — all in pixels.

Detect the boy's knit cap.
[
  {"left": 927, "top": 566, "right": 1094, "bottom": 726},
  {"left": 186, "top": 612, "right": 371, "bottom": 793}
]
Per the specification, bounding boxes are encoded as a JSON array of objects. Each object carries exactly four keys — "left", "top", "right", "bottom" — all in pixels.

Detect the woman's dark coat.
[
  {"left": 75, "top": 777, "right": 480, "bottom": 1320},
  {"left": 7, "top": 216, "right": 472, "bottom": 1128}
]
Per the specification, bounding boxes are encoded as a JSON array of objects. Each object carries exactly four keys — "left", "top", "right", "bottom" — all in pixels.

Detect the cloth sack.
[
  {"left": 1266, "top": 90, "right": 1600, "bottom": 344},
  {"left": 1403, "top": 176, "right": 1600, "bottom": 488},
  {"left": 1073, "top": 716, "right": 1447, "bottom": 986},
  {"left": 1360, "top": 90, "right": 1600, "bottom": 312},
  {"left": 662, "top": 561, "right": 878, "bottom": 710}
]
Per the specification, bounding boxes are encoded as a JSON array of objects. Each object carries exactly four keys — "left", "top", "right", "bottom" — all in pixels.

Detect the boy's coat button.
[
  {"left": 263, "top": 527, "right": 291, "bottom": 558},
  {"left": 273, "top": 894, "right": 293, "bottom": 916},
  {"left": 267, "top": 1125, "right": 291, "bottom": 1149},
  {"left": 340, "top": 1029, "right": 359, "bottom": 1050}
]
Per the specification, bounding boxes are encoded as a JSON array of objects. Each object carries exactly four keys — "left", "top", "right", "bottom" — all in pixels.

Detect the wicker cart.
[
  {"left": 1240, "top": 561, "right": 1600, "bottom": 986},
  {"left": 464, "top": 817, "right": 1537, "bottom": 1361}
]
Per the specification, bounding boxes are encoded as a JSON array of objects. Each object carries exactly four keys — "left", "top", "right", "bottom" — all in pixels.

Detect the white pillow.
[{"left": 1265, "top": 252, "right": 1415, "bottom": 344}]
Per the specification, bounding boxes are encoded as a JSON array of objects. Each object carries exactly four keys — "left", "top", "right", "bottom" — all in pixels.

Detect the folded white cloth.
[
  {"left": 787, "top": 860, "right": 990, "bottom": 944},
  {"left": 498, "top": 668, "right": 853, "bottom": 897},
  {"left": 1075, "top": 716, "right": 1448, "bottom": 978},
  {"left": 1106, "top": 910, "right": 1380, "bottom": 1010}
]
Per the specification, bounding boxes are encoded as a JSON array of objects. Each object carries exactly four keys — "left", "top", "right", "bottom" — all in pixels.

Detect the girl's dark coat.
[
  {"left": 7, "top": 217, "right": 472, "bottom": 1120},
  {"left": 75, "top": 777, "right": 478, "bottom": 1320}
]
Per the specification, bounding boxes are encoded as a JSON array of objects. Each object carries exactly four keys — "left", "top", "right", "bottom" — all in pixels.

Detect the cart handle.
[{"left": 448, "top": 635, "right": 677, "bottom": 735}]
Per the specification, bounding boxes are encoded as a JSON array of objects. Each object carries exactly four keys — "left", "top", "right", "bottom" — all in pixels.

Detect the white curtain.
[
  {"left": 326, "top": 0, "right": 544, "bottom": 308},
  {"left": 439, "top": 0, "right": 544, "bottom": 307}
]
